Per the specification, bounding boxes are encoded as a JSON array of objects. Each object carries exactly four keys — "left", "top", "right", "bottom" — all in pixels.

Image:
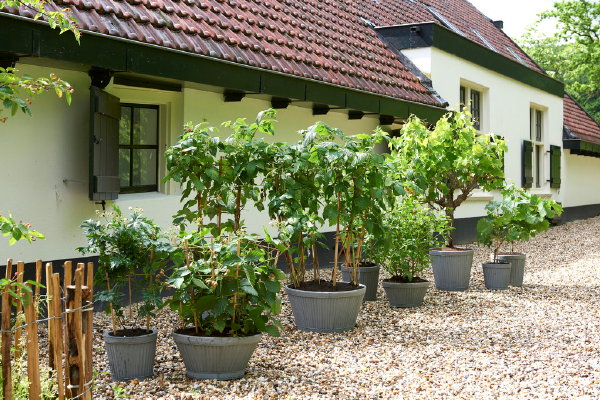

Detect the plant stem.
[
  {"left": 128, "top": 274, "right": 133, "bottom": 319},
  {"left": 312, "top": 243, "right": 320, "bottom": 284},
  {"left": 105, "top": 271, "right": 117, "bottom": 335},
  {"left": 332, "top": 193, "right": 341, "bottom": 287}
]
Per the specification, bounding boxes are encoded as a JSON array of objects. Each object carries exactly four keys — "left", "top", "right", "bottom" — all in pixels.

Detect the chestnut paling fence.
[{"left": 1, "top": 260, "right": 94, "bottom": 400}]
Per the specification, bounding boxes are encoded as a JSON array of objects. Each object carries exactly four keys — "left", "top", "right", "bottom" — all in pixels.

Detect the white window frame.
[
  {"left": 459, "top": 82, "right": 486, "bottom": 131},
  {"left": 530, "top": 105, "right": 547, "bottom": 189}
]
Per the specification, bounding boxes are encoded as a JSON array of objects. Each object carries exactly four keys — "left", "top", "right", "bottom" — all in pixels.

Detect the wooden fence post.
[
  {"left": 2, "top": 259, "right": 13, "bottom": 400},
  {"left": 24, "top": 286, "right": 41, "bottom": 400},
  {"left": 45, "top": 263, "right": 55, "bottom": 370},
  {"left": 13, "top": 261, "right": 24, "bottom": 359},
  {"left": 84, "top": 262, "right": 94, "bottom": 398},
  {"left": 52, "top": 272, "right": 65, "bottom": 400}
]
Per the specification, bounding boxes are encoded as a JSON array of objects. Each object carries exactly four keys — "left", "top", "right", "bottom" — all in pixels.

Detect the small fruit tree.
[
  {"left": 477, "top": 184, "right": 563, "bottom": 261},
  {"left": 389, "top": 109, "right": 506, "bottom": 247}
]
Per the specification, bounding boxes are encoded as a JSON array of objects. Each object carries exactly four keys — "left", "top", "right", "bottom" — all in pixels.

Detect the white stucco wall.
[
  {"left": 0, "top": 63, "right": 380, "bottom": 263},
  {"left": 403, "top": 47, "right": 565, "bottom": 218},
  {"left": 562, "top": 152, "right": 600, "bottom": 208}
]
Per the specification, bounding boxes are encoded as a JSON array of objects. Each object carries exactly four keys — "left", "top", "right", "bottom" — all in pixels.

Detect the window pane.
[
  {"left": 459, "top": 86, "right": 466, "bottom": 107},
  {"left": 119, "top": 149, "right": 131, "bottom": 187},
  {"left": 133, "top": 107, "right": 158, "bottom": 145},
  {"left": 470, "top": 90, "right": 481, "bottom": 130},
  {"left": 535, "top": 145, "right": 542, "bottom": 188},
  {"left": 119, "top": 106, "right": 131, "bottom": 145},
  {"left": 132, "top": 149, "right": 157, "bottom": 186},
  {"left": 536, "top": 110, "right": 542, "bottom": 141}
]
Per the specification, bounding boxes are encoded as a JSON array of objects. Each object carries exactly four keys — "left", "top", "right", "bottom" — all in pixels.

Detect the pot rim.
[
  {"left": 103, "top": 328, "right": 158, "bottom": 344},
  {"left": 481, "top": 261, "right": 511, "bottom": 268},
  {"left": 382, "top": 280, "right": 431, "bottom": 287},
  {"left": 429, "top": 248, "right": 474, "bottom": 255},
  {"left": 172, "top": 331, "right": 262, "bottom": 345},
  {"left": 497, "top": 252, "right": 526, "bottom": 257},
  {"left": 285, "top": 283, "right": 366, "bottom": 299}
]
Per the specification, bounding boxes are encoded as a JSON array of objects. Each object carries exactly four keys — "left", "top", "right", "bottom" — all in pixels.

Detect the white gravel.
[{"left": 92, "top": 216, "right": 600, "bottom": 399}]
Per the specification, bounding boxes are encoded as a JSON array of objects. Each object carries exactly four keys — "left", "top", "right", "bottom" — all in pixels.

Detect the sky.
[{"left": 468, "top": 0, "right": 558, "bottom": 39}]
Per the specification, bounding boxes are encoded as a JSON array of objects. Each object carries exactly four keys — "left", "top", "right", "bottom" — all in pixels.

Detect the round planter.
[
  {"left": 341, "top": 264, "right": 380, "bottom": 301},
  {"left": 498, "top": 253, "right": 526, "bottom": 287},
  {"left": 172, "top": 332, "right": 262, "bottom": 380},
  {"left": 482, "top": 262, "right": 511, "bottom": 290},
  {"left": 382, "top": 280, "right": 431, "bottom": 308},
  {"left": 429, "top": 248, "right": 474, "bottom": 291},
  {"left": 103, "top": 329, "right": 157, "bottom": 381},
  {"left": 285, "top": 284, "right": 366, "bottom": 333}
]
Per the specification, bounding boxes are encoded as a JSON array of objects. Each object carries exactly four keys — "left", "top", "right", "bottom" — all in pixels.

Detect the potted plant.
[
  {"left": 166, "top": 231, "right": 284, "bottom": 380},
  {"left": 389, "top": 109, "right": 506, "bottom": 291},
  {"left": 265, "top": 123, "right": 395, "bottom": 332},
  {"left": 164, "top": 111, "right": 284, "bottom": 379},
  {"left": 478, "top": 185, "right": 563, "bottom": 287},
  {"left": 78, "top": 206, "right": 172, "bottom": 381},
  {"left": 372, "top": 194, "right": 451, "bottom": 307}
]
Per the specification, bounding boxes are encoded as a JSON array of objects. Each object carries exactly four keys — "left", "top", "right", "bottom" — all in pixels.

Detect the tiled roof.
[
  {"left": 1, "top": 0, "right": 551, "bottom": 107},
  {"left": 564, "top": 94, "right": 600, "bottom": 143},
  {"left": 352, "top": 0, "right": 544, "bottom": 73},
  {"left": 2, "top": 0, "right": 446, "bottom": 107}
]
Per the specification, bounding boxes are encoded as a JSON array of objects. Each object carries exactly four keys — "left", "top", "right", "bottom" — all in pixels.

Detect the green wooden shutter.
[
  {"left": 550, "top": 145, "right": 562, "bottom": 188},
  {"left": 522, "top": 140, "right": 533, "bottom": 188},
  {"left": 89, "top": 86, "right": 121, "bottom": 201}
]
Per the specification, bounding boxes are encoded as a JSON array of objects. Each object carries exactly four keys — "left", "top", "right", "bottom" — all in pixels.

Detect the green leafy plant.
[
  {"left": 0, "top": 336, "right": 57, "bottom": 399},
  {"left": 477, "top": 185, "right": 564, "bottom": 262},
  {"left": 164, "top": 111, "right": 284, "bottom": 338},
  {"left": 1, "top": 213, "right": 45, "bottom": 305},
  {"left": 371, "top": 194, "right": 451, "bottom": 281},
  {"left": 166, "top": 231, "right": 284, "bottom": 337},
  {"left": 164, "top": 110, "right": 276, "bottom": 233},
  {"left": 78, "top": 206, "right": 173, "bottom": 334},
  {"left": 389, "top": 109, "right": 506, "bottom": 247}
]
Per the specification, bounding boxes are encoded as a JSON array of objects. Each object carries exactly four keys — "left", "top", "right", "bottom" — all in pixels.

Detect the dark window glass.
[
  {"left": 118, "top": 104, "right": 159, "bottom": 193},
  {"left": 535, "top": 145, "right": 542, "bottom": 188},
  {"left": 535, "top": 109, "right": 542, "bottom": 141},
  {"left": 459, "top": 86, "right": 466, "bottom": 107},
  {"left": 470, "top": 89, "right": 481, "bottom": 130}
]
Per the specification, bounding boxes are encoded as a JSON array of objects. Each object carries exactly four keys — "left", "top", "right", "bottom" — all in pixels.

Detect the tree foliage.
[
  {"left": 0, "top": 0, "right": 79, "bottom": 123},
  {"left": 518, "top": 0, "right": 600, "bottom": 121},
  {"left": 389, "top": 109, "right": 506, "bottom": 247}
]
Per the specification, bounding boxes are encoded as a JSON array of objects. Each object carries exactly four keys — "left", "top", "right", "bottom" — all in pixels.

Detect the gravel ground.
[{"left": 92, "top": 217, "right": 600, "bottom": 399}]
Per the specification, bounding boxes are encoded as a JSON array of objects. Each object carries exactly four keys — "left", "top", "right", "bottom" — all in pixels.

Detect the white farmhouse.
[{"left": 1, "top": 0, "right": 599, "bottom": 264}]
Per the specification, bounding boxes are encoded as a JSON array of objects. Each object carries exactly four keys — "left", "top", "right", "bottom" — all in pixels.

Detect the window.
[
  {"left": 459, "top": 85, "right": 482, "bottom": 130},
  {"left": 530, "top": 107, "right": 545, "bottom": 188},
  {"left": 118, "top": 104, "right": 159, "bottom": 193}
]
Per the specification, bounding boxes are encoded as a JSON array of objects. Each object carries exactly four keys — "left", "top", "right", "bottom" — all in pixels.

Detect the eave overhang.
[
  {"left": 0, "top": 13, "right": 448, "bottom": 122},
  {"left": 563, "top": 126, "right": 600, "bottom": 158},
  {"left": 375, "top": 22, "right": 565, "bottom": 98}
]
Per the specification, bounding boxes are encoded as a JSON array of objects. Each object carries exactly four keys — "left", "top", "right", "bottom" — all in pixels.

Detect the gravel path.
[{"left": 93, "top": 217, "right": 600, "bottom": 399}]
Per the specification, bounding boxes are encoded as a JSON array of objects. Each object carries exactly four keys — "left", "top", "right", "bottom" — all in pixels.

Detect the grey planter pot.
[
  {"left": 341, "top": 264, "right": 380, "bottom": 301},
  {"left": 498, "top": 253, "right": 526, "bottom": 286},
  {"left": 103, "top": 329, "right": 157, "bottom": 381},
  {"left": 285, "top": 284, "right": 366, "bottom": 333},
  {"left": 482, "top": 262, "right": 511, "bottom": 290},
  {"left": 429, "top": 248, "right": 474, "bottom": 291},
  {"left": 382, "top": 280, "right": 431, "bottom": 308},
  {"left": 172, "top": 332, "right": 261, "bottom": 380}
]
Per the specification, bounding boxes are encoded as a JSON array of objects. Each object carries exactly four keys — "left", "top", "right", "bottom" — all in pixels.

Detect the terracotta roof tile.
[
  {"left": 564, "top": 94, "right": 600, "bottom": 143},
  {"left": 3, "top": 0, "right": 553, "bottom": 107}
]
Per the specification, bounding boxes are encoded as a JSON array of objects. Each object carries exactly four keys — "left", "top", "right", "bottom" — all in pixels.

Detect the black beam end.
[
  {"left": 223, "top": 90, "right": 245, "bottom": 102},
  {"left": 348, "top": 110, "right": 364, "bottom": 120},
  {"left": 271, "top": 97, "right": 292, "bottom": 109},
  {"left": 312, "top": 104, "right": 330, "bottom": 115}
]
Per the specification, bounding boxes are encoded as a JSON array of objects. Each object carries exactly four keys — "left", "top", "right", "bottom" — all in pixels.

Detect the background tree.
[
  {"left": 0, "top": 0, "right": 79, "bottom": 122},
  {"left": 518, "top": 0, "right": 600, "bottom": 121}
]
